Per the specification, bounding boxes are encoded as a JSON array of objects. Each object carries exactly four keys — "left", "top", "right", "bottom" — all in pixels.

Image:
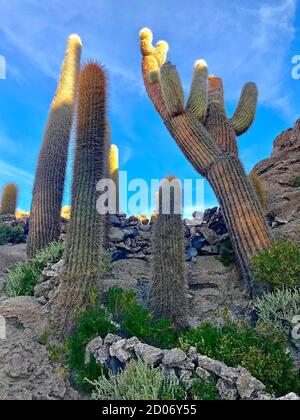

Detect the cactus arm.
[
  {"left": 185, "top": 60, "right": 208, "bottom": 122},
  {"left": 160, "top": 62, "right": 185, "bottom": 117},
  {"left": 230, "top": 82, "right": 258, "bottom": 136}
]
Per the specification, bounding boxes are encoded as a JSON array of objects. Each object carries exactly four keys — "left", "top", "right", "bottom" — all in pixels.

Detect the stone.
[
  {"left": 192, "top": 211, "right": 204, "bottom": 221},
  {"left": 124, "top": 227, "right": 139, "bottom": 238},
  {"left": 111, "top": 249, "right": 126, "bottom": 261},
  {"left": 139, "top": 224, "right": 151, "bottom": 232},
  {"left": 236, "top": 369, "right": 265, "bottom": 399},
  {"left": 162, "top": 349, "right": 187, "bottom": 367},
  {"left": 200, "top": 245, "right": 219, "bottom": 255},
  {"left": 109, "top": 214, "right": 122, "bottom": 227},
  {"left": 186, "top": 247, "right": 198, "bottom": 261},
  {"left": 198, "top": 226, "right": 220, "bottom": 245},
  {"left": 203, "top": 207, "right": 219, "bottom": 223},
  {"left": 102, "top": 259, "right": 150, "bottom": 292},
  {"left": 104, "top": 334, "right": 123, "bottom": 346},
  {"left": 277, "top": 393, "right": 300, "bottom": 401},
  {"left": 108, "top": 227, "right": 126, "bottom": 243},
  {"left": 217, "top": 379, "right": 238, "bottom": 400},
  {"left": 191, "top": 235, "right": 208, "bottom": 251},
  {"left": 134, "top": 343, "right": 163, "bottom": 366},
  {"left": 198, "top": 355, "right": 227, "bottom": 376},
  {"left": 196, "top": 367, "right": 212, "bottom": 383},
  {"left": 109, "top": 339, "right": 134, "bottom": 363}
]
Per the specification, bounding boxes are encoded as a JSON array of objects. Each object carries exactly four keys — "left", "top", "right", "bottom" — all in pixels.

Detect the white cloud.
[{"left": 0, "top": 159, "right": 34, "bottom": 186}]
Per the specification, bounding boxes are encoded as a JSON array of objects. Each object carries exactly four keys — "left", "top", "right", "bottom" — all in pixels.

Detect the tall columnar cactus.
[
  {"left": 139, "top": 28, "right": 273, "bottom": 280},
  {"left": 109, "top": 144, "right": 120, "bottom": 213},
  {"left": 52, "top": 63, "right": 108, "bottom": 338},
  {"left": 149, "top": 177, "right": 188, "bottom": 328},
  {"left": 0, "top": 183, "right": 18, "bottom": 215},
  {"left": 27, "top": 34, "right": 82, "bottom": 258}
]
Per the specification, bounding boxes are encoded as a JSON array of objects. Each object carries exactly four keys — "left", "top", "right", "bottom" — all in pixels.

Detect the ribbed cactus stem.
[
  {"left": 27, "top": 34, "right": 82, "bottom": 258},
  {"left": 109, "top": 144, "right": 120, "bottom": 214},
  {"left": 160, "top": 62, "right": 185, "bottom": 116},
  {"left": 186, "top": 60, "right": 208, "bottom": 121},
  {"left": 52, "top": 62, "right": 107, "bottom": 338},
  {"left": 150, "top": 177, "right": 188, "bottom": 328},
  {"left": 230, "top": 82, "right": 258, "bottom": 136},
  {"left": 0, "top": 183, "right": 18, "bottom": 215}
]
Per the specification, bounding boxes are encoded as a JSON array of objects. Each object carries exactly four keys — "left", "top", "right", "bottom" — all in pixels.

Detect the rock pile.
[{"left": 85, "top": 334, "right": 299, "bottom": 401}]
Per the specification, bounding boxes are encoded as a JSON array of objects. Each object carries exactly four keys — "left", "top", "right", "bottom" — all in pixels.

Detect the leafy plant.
[
  {"left": 4, "top": 241, "right": 64, "bottom": 297},
  {"left": 189, "top": 378, "right": 220, "bottom": 401},
  {"left": 0, "top": 223, "right": 25, "bottom": 245},
  {"left": 180, "top": 320, "right": 300, "bottom": 396},
  {"left": 88, "top": 360, "right": 169, "bottom": 400},
  {"left": 252, "top": 241, "right": 300, "bottom": 289},
  {"left": 106, "top": 287, "right": 179, "bottom": 349},
  {"left": 255, "top": 288, "right": 300, "bottom": 337},
  {"left": 66, "top": 296, "right": 116, "bottom": 390}
]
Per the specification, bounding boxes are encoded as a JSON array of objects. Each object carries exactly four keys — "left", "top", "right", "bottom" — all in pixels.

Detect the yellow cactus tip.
[
  {"left": 148, "top": 70, "right": 160, "bottom": 84},
  {"left": 156, "top": 40, "right": 169, "bottom": 51},
  {"left": 139, "top": 27, "right": 153, "bottom": 42},
  {"left": 194, "top": 59, "right": 208, "bottom": 71},
  {"left": 68, "top": 34, "right": 82, "bottom": 47}
]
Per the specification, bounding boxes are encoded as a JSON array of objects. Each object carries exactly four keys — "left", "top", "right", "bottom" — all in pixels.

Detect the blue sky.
[{"left": 0, "top": 0, "right": 300, "bottom": 216}]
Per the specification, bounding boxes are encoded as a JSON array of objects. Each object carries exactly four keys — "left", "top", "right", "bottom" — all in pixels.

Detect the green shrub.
[
  {"left": 189, "top": 378, "right": 220, "bottom": 401},
  {"left": 4, "top": 241, "right": 64, "bottom": 297},
  {"left": 216, "top": 238, "right": 235, "bottom": 267},
  {"left": 66, "top": 296, "right": 117, "bottom": 390},
  {"left": 88, "top": 359, "right": 178, "bottom": 400},
  {"left": 106, "top": 287, "right": 178, "bottom": 349},
  {"left": 291, "top": 176, "right": 300, "bottom": 188},
  {"left": 0, "top": 223, "right": 25, "bottom": 245},
  {"left": 255, "top": 288, "right": 300, "bottom": 337},
  {"left": 180, "top": 320, "right": 300, "bottom": 396},
  {"left": 252, "top": 241, "right": 300, "bottom": 289}
]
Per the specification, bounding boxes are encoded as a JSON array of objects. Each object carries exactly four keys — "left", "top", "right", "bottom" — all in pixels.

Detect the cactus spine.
[
  {"left": 0, "top": 183, "right": 18, "bottom": 215},
  {"left": 27, "top": 34, "right": 82, "bottom": 258},
  {"left": 52, "top": 63, "right": 108, "bottom": 338},
  {"left": 149, "top": 177, "right": 188, "bottom": 328},
  {"left": 109, "top": 144, "right": 120, "bottom": 213},
  {"left": 139, "top": 28, "right": 272, "bottom": 281}
]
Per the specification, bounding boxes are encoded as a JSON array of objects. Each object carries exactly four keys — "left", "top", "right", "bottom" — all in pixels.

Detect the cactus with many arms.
[
  {"left": 27, "top": 34, "right": 82, "bottom": 258},
  {"left": 52, "top": 63, "right": 108, "bottom": 338},
  {"left": 0, "top": 183, "right": 18, "bottom": 215},
  {"left": 149, "top": 176, "right": 188, "bottom": 328},
  {"left": 139, "top": 28, "right": 272, "bottom": 281},
  {"left": 109, "top": 144, "right": 120, "bottom": 214}
]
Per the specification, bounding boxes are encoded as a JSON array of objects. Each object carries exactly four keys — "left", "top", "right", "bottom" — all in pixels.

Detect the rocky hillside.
[{"left": 253, "top": 118, "right": 300, "bottom": 243}]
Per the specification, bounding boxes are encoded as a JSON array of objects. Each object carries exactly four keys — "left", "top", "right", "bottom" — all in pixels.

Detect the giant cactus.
[
  {"left": 27, "top": 34, "right": 82, "bottom": 258},
  {"left": 139, "top": 28, "right": 272, "bottom": 280},
  {"left": 0, "top": 183, "right": 18, "bottom": 215},
  {"left": 52, "top": 63, "right": 108, "bottom": 338},
  {"left": 149, "top": 177, "right": 188, "bottom": 328},
  {"left": 109, "top": 144, "right": 120, "bottom": 213}
]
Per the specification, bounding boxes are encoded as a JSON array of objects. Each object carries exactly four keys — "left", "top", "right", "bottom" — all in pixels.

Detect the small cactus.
[
  {"left": 0, "top": 183, "right": 18, "bottom": 215},
  {"left": 52, "top": 62, "right": 108, "bottom": 338},
  {"left": 27, "top": 34, "right": 82, "bottom": 258},
  {"left": 149, "top": 177, "right": 188, "bottom": 328},
  {"left": 109, "top": 144, "right": 120, "bottom": 213}
]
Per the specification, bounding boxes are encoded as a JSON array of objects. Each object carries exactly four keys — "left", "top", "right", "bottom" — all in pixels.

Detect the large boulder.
[{"left": 253, "top": 118, "right": 300, "bottom": 243}]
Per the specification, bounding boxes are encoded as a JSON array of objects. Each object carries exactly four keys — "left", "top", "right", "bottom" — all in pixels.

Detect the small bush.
[
  {"left": 189, "top": 378, "right": 220, "bottom": 401},
  {"left": 291, "top": 176, "right": 300, "bottom": 188},
  {"left": 67, "top": 296, "right": 117, "bottom": 390},
  {"left": 4, "top": 241, "right": 64, "bottom": 297},
  {"left": 252, "top": 241, "right": 300, "bottom": 289},
  {"left": 180, "top": 320, "right": 300, "bottom": 396},
  {"left": 255, "top": 288, "right": 300, "bottom": 337},
  {"left": 88, "top": 359, "right": 179, "bottom": 400},
  {"left": 0, "top": 223, "right": 25, "bottom": 245},
  {"left": 106, "top": 287, "right": 178, "bottom": 349}
]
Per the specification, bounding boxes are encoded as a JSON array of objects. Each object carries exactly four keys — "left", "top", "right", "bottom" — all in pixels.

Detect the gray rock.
[
  {"left": 162, "top": 348, "right": 187, "bottom": 367},
  {"left": 108, "top": 227, "right": 126, "bottom": 243},
  {"left": 196, "top": 367, "right": 212, "bottom": 383},
  {"left": 104, "top": 334, "right": 123, "bottom": 346},
  {"left": 134, "top": 343, "right": 163, "bottom": 366},
  {"left": 109, "top": 339, "right": 134, "bottom": 364},
  {"left": 198, "top": 355, "right": 227, "bottom": 376},
  {"left": 217, "top": 379, "right": 238, "bottom": 400},
  {"left": 236, "top": 369, "right": 265, "bottom": 399},
  {"left": 277, "top": 393, "right": 300, "bottom": 401}
]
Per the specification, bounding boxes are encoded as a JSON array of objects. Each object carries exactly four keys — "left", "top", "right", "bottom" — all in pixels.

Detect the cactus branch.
[
  {"left": 230, "top": 82, "right": 258, "bottom": 136},
  {"left": 186, "top": 60, "right": 208, "bottom": 121}
]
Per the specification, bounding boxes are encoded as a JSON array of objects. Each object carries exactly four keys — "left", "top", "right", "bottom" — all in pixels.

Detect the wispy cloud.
[{"left": 0, "top": 159, "right": 34, "bottom": 186}]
